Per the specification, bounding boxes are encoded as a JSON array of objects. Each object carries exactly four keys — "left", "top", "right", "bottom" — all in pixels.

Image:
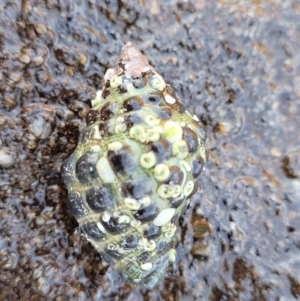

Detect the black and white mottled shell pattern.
[{"left": 61, "top": 42, "right": 208, "bottom": 288}]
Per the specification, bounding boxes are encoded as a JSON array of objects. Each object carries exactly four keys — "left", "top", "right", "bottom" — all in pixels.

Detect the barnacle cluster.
[{"left": 61, "top": 42, "right": 208, "bottom": 288}]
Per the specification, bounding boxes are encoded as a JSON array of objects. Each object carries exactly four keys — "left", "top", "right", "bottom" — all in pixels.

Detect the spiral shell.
[{"left": 61, "top": 42, "right": 208, "bottom": 288}]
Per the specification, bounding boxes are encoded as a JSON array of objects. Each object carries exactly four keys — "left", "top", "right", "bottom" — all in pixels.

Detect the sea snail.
[{"left": 61, "top": 42, "right": 208, "bottom": 288}]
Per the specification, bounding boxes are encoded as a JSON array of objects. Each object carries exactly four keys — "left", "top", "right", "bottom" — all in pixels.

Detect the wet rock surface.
[{"left": 0, "top": 0, "right": 299, "bottom": 300}]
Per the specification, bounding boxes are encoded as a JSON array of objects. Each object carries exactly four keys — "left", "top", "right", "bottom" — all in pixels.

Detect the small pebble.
[
  {"left": 28, "top": 115, "right": 52, "bottom": 139},
  {"left": 19, "top": 54, "right": 31, "bottom": 64},
  {"left": 0, "top": 148, "right": 16, "bottom": 168},
  {"left": 33, "top": 56, "right": 44, "bottom": 66}
]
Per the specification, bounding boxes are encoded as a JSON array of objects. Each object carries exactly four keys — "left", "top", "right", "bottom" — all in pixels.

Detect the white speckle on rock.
[
  {"left": 169, "top": 249, "right": 176, "bottom": 262},
  {"left": 153, "top": 208, "right": 175, "bottom": 226},
  {"left": 96, "top": 222, "right": 106, "bottom": 233},
  {"left": 108, "top": 141, "right": 123, "bottom": 151},
  {"left": 102, "top": 212, "right": 110, "bottom": 222},
  {"left": 140, "top": 262, "right": 153, "bottom": 271},
  {"left": 96, "top": 157, "right": 116, "bottom": 183},
  {"left": 193, "top": 115, "right": 199, "bottom": 121},
  {"left": 164, "top": 94, "right": 176, "bottom": 104},
  {"left": 92, "top": 125, "right": 101, "bottom": 139}
]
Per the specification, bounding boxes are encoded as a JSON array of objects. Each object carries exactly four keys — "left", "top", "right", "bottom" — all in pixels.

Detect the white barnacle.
[
  {"left": 161, "top": 222, "right": 176, "bottom": 232},
  {"left": 130, "top": 219, "right": 141, "bottom": 227},
  {"left": 154, "top": 164, "right": 170, "bottom": 182},
  {"left": 172, "top": 185, "right": 182, "bottom": 198},
  {"left": 129, "top": 125, "right": 146, "bottom": 143},
  {"left": 113, "top": 211, "right": 121, "bottom": 218},
  {"left": 163, "top": 120, "right": 183, "bottom": 143},
  {"left": 116, "top": 116, "right": 125, "bottom": 123},
  {"left": 162, "top": 222, "right": 172, "bottom": 233},
  {"left": 107, "top": 243, "right": 116, "bottom": 250},
  {"left": 96, "top": 222, "right": 106, "bottom": 233},
  {"left": 104, "top": 68, "right": 114, "bottom": 82},
  {"left": 145, "top": 128, "right": 160, "bottom": 143},
  {"left": 144, "top": 114, "right": 161, "bottom": 126},
  {"left": 157, "top": 184, "right": 174, "bottom": 199},
  {"left": 184, "top": 180, "right": 195, "bottom": 197},
  {"left": 110, "top": 75, "right": 123, "bottom": 88},
  {"left": 125, "top": 198, "right": 141, "bottom": 210},
  {"left": 153, "top": 125, "right": 164, "bottom": 133},
  {"left": 115, "top": 123, "right": 127, "bottom": 133},
  {"left": 164, "top": 224, "right": 177, "bottom": 238},
  {"left": 118, "top": 215, "right": 130, "bottom": 224},
  {"left": 139, "top": 196, "right": 151, "bottom": 206},
  {"left": 200, "top": 146, "right": 207, "bottom": 162},
  {"left": 145, "top": 240, "right": 156, "bottom": 251},
  {"left": 91, "top": 90, "right": 103, "bottom": 108},
  {"left": 108, "top": 141, "right": 123, "bottom": 151},
  {"left": 172, "top": 140, "right": 189, "bottom": 159},
  {"left": 139, "top": 237, "right": 148, "bottom": 247},
  {"left": 150, "top": 74, "right": 166, "bottom": 91}
]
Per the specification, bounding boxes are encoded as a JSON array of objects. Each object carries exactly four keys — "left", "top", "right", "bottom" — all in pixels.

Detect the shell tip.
[{"left": 115, "top": 42, "right": 156, "bottom": 78}]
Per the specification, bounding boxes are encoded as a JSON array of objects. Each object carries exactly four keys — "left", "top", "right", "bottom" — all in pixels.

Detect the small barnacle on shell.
[{"left": 61, "top": 42, "right": 208, "bottom": 288}]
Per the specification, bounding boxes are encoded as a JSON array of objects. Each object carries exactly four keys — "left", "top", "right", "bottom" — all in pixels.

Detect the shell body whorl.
[{"left": 61, "top": 42, "right": 208, "bottom": 288}]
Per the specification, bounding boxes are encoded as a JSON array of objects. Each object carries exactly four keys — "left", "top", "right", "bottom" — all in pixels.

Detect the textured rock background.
[{"left": 0, "top": 0, "right": 299, "bottom": 300}]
